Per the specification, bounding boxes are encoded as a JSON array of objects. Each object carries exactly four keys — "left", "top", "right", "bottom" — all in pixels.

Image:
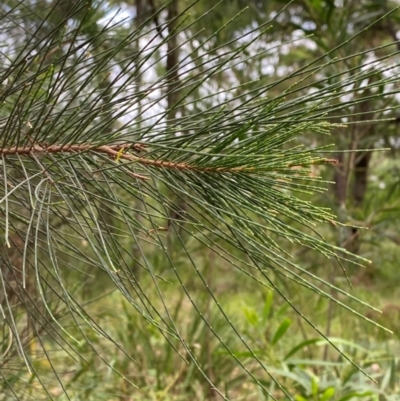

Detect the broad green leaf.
[
  {"left": 243, "top": 307, "right": 259, "bottom": 327},
  {"left": 262, "top": 290, "right": 274, "bottom": 322},
  {"left": 271, "top": 318, "right": 292, "bottom": 345},
  {"left": 285, "top": 338, "right": 323, "bottom": 360},
  {"left": 320, "top": 387, "right": 335, "bottom": 401}
]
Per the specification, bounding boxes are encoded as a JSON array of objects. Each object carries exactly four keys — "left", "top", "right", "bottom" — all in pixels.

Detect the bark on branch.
[{"left": 1, "top": 142, "right": 337, "bottom": 174}]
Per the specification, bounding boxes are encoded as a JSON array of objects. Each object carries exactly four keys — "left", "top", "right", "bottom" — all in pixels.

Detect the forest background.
[{"left": 1, "top": 0, "right": 400, "bottom": 400}]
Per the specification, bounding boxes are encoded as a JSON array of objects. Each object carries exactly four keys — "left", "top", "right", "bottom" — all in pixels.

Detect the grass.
[{"left": 2, "top": 257, "right": 398, "bottom": 401}]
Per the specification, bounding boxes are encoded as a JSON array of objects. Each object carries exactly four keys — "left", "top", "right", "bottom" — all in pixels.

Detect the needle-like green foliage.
[{"left": 0, "top": 0, "right": 398, "bottom": 399}]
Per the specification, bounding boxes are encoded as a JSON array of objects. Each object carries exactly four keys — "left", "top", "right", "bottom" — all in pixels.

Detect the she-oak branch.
[{"left": 0, "top": 142, "right": 337, "bottom": 178}]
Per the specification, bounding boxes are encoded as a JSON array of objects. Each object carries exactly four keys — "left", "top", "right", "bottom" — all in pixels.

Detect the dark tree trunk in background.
[
  {"left": 353, "top": 151, "right": 372, "bottom": 206},
  {"left": 352, "top": 96, "right": 374, "bottom": 207},
  {"left": 166, "top": 0, "right": 179, "bottom": 123},
  {"left": 334, "top": 95, "right": 374, "bottom": 255},
  {"left": 130, "top": 0, "right": 144, "bottom": 280},
  {"left": 334, "top": 151, "right": 347, "bottom": 207},
  {"left": 165, "top": 1, "right": 187, "bottom": 231}
]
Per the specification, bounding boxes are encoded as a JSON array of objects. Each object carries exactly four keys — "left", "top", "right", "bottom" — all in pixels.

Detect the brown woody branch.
[
  {"left": 0, "top": 142, "right": 337, "bottom": 174},
  {"left": 1, "top": 142, "right": 145, "bottom": 156}
]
